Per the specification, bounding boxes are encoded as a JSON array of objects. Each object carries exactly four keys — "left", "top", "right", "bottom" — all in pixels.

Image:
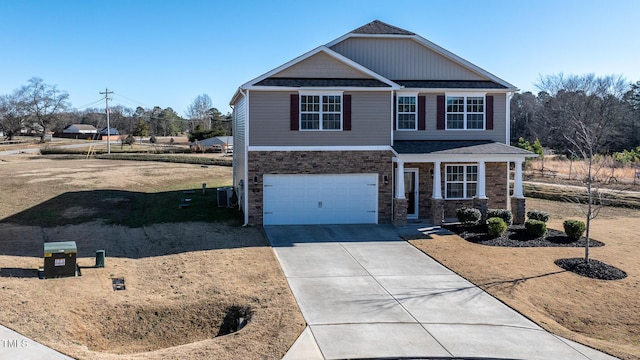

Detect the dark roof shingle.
[
  {"left": 351, "top": 20, "right": 415, "bottom": 35},
  {"left": 255, "top": 77, "right": 391, "bottom": 88},
  {"left": 394, "top": 80, "right": 507, "bottom": 89},
  {"left": 393, "top": 140, "right": 534, "bottom": 155}
]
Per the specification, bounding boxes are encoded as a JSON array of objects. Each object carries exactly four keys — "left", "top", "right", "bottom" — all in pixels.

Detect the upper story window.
[
  {"left": 396, "top": 95, "right": 417, "bottom": 130},
  {"left": 300, "top": 94, "right": 342, "bottom": 131},
  {"left": 445, "top": 164, "right": 478, "bottom": 199},
  {"left": 446, "top": 95, "right": 484, "bottom": 130}
]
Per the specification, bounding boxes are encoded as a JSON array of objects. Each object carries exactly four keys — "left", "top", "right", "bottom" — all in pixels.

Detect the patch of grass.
[
  {"left": 97, "top": 153, "right": 232, "bottom": 166},
  {"left": 121, "top": 188, "right": 240, "bottom": 227},
  {"left": 2, "top": 188, "right": 241, "bottom": 228}
]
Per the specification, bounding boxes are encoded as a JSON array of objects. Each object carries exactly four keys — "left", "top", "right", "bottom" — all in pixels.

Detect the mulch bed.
[
  {"left": 555, "top": 258, "right": 628, "bottom": 280},
  {"left": 444, "top": 224, "right": 605, "bottom": 248},
  {"left": 445, "top": 223, "right": 628, "bottom": 280}
]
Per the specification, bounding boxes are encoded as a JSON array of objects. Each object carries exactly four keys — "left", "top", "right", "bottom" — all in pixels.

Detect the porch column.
[
  {"left": 474, "top": 161, "right": 488, "bottom": 223},
  {"left": 431, "top": 161, "right": 444, "bottom": 225},
  {"left": 511, "top": 160, "right": 526, "bottom": 224},
  {"left": 432, "top": 161, "right": 442, "bottom": 199},
  {"left": 395, "top": 160, "right": 405, "bottom": 199},
  {"left": 477, "top": 161, "right": 487, "bottom": 199},
  {"left": 513, "top": 160, "right": 524, "bottom": 198},
  {"left": 393, "top": 160, "right": 408, "bottom": 226}
]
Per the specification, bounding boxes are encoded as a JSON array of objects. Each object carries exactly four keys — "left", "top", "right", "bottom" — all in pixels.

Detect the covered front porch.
[{"left": 391, "top": 141, "right": 536, "bottom": 226}]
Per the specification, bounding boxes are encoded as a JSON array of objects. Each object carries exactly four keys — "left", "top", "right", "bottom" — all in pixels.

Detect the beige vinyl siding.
[
  {"left": 273, "top": 52, "right": 372, "bottom": 79},
  {"left": 249, "top": 91, "right": 391, "bottom": 146},
  {"left": 394, "top": 93, "right": 507, "bottom": 143},
  {"left": 331, "top": 38, "right": 486, "bottom": 81},
  {"left": 232, "top": 95, "right": 247, "bottom": 211}
]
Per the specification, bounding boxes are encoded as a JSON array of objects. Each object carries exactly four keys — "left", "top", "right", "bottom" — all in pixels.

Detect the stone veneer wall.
[
  {"left": 404, "top": 162, "right": 509, "bottom": 220},
  {"left": 247, "top": 150, "right": 394, "bottom": 225}
]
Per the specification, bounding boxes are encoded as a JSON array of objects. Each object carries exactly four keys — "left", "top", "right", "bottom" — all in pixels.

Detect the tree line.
[
  {"left": 0, "top": 78, "right": 231, "bottom": 141},
  {"left": 511, "top": 74, "right": 640, "bottom": 154}
]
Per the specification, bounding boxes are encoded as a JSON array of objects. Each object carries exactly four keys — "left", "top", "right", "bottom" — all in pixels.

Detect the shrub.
[
  {"left": 525, "top": 219, "right": 547, "bottom": 237},
  {"left": 456, "top": 207, "right": 481, "bottom": 226},
  {"left": 487, "top": 217, "right": 507, "bottom": 237},
  {"left": 487, "top": 208, "right": 513, "bottom": 226},
  {"left": 527, "top": 209, "right": 550, "bottom": 222},
  {"left": 563, "top": 220, "right": 586, "bottom": 240}
]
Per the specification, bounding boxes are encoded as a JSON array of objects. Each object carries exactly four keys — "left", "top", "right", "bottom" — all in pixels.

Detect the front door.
[{"left": 404, "top": 169, "right": 418, "bottom": 219}]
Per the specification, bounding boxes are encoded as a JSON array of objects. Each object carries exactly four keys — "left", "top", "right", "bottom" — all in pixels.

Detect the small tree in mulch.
[{"left": 536, "top": 73, "right": 629, "bottom": 280}]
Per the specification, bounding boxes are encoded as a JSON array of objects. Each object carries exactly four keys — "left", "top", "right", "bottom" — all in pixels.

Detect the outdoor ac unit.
[{"left": 217, "top": 187, "right": 233, "bottom": 207}]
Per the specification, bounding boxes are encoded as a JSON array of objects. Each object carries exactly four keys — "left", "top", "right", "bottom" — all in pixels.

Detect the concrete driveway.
[{"left": 265, "top": 224, "right": 618, "bottom": 360}]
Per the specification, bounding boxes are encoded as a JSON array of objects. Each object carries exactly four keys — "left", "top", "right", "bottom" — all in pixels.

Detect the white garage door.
[{"left": 263, "top": 174, "right": 378, "bottom": 225}]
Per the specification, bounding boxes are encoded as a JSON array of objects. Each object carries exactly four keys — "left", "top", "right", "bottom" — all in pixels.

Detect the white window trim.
[
  {"left": 445, "top": 92, "right": 486, "bottom": 131},
  {"left": 445, "top": 163, "right": 478, "bottom": 200},
  {"left": 299, "top": 91, "right": 344, "bottom": 132},
  {"left": 396, "top": 92, "right": 418, "bottom": 131}
]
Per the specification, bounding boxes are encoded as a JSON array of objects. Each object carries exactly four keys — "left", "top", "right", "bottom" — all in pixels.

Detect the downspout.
[
  {"left": 243, "top": 89, "right": 250, "bottom": 226},
  {"left": 506, "top": 91, "right": 513, "bottom": 145}
]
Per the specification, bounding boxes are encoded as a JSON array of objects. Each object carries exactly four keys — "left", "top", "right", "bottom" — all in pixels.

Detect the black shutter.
[
  {"left": 486, "top": 95, "right": 494, "bottom": 130},
  {"left": 343, "top": 95, "right": 352, "bottom": 130},
  {"left": 436, "top": 95, "right": 445, "bottom": 130},
  {"left": 290, "top": 94, "right": 299, "bottom": 131}
]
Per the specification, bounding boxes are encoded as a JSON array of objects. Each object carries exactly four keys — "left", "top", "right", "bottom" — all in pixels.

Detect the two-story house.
[{"left": 231, "top": 20, "right": 535, "bottom": 226}]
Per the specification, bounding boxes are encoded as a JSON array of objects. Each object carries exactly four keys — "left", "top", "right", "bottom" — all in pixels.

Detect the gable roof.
[
  {"left": 65, "top": 124, "right": 97, "bottom": 131},
  {"left": 239, "top": 46, "right": 399, "bottom": 90},
  {"left": 351, "top": 20, "right": 415, "bottom": 35},
  {"left": 327, "top": 21, "right": 517, "bottom": 90},
  {"left": 231, "top": 20, "right": 517, "bottom": 104}
]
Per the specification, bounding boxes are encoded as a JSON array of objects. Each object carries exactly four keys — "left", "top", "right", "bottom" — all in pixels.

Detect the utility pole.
[{"left": 100, "top": 88, "right": 114, "bottom": 154}]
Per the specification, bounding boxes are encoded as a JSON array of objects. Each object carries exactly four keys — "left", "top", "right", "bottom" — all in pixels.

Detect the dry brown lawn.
[
  {"left": 0, "top": 156, "right": 305, "bottom": 359},
  {"left": 411, "top": 198, "right": 640, "bottom": 360},
  {"left": 527, "top": 157, "right": 640, "bottom": 187}
]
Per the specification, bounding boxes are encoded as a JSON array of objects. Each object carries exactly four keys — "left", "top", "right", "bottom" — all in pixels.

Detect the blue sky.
[{"left": 1, "top": 0, "right": 638, "bottom": 116}]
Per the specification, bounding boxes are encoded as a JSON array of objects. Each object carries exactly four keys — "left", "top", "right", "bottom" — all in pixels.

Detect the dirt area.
[
  {"left": 0, "top": 156, "right": 305, "bottom": 359},
  {"left": 410, "top": 198, "right": 640, "bottom": 360}
]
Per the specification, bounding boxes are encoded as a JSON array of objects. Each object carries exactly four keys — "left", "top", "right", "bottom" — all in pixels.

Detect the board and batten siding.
[
  {"left": 331, "top": 38, "right": 486, "bottom": 81},
  {"left": 273, "top": 52, "right": 371, "bottom": 79},
  {"left": 248, "top": 91, "right": 391, "bottom": 146},
  {"left": 232, "top": 95, "right": 247, "bottom": 211},
  {"left": 394, "top": 93, "right": 507, "bottom": 143}
]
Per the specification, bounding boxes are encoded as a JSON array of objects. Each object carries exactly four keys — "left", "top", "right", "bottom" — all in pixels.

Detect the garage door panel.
[{"left": 263, "top": 174, "right": 378, "bottom": 225}]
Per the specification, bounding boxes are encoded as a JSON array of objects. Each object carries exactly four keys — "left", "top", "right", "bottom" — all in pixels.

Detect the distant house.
[
  {"left": 191, "top": 136, "right": 233, "bottom": 153},
  {"left": 63, "top": 124, "right": 97, "bottom": 134}
]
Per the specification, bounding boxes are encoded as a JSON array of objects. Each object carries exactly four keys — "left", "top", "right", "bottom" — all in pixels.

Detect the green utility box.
[{"left": 43, "top": 241, "right": 77, "bottom": 279}]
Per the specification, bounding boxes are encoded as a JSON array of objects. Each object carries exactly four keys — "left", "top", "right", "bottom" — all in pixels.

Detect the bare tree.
[
  {"left": 0, "top": 90, "right": 29, "bottom": 140},
  {"left": 185, "top": 94, "right": 212, "bottom": 131},
  {"left": 536, "top": 73, "right": 629, "bottom": 264},
  {"left": 20, "top": 77, "right": 71, "bottom": 142}
]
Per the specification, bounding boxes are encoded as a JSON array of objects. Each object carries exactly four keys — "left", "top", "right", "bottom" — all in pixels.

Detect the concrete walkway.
[
  {"left": 0, "top": 325, "right": 72, "bottom": 360},
  {"left": 265, "top": 224, "right": 618, "bottom": 360}
]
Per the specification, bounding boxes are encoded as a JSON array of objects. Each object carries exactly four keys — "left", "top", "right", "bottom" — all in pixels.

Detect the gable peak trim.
[{"left": 351, "top": 20, "right": 415, "bottom": 35}]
